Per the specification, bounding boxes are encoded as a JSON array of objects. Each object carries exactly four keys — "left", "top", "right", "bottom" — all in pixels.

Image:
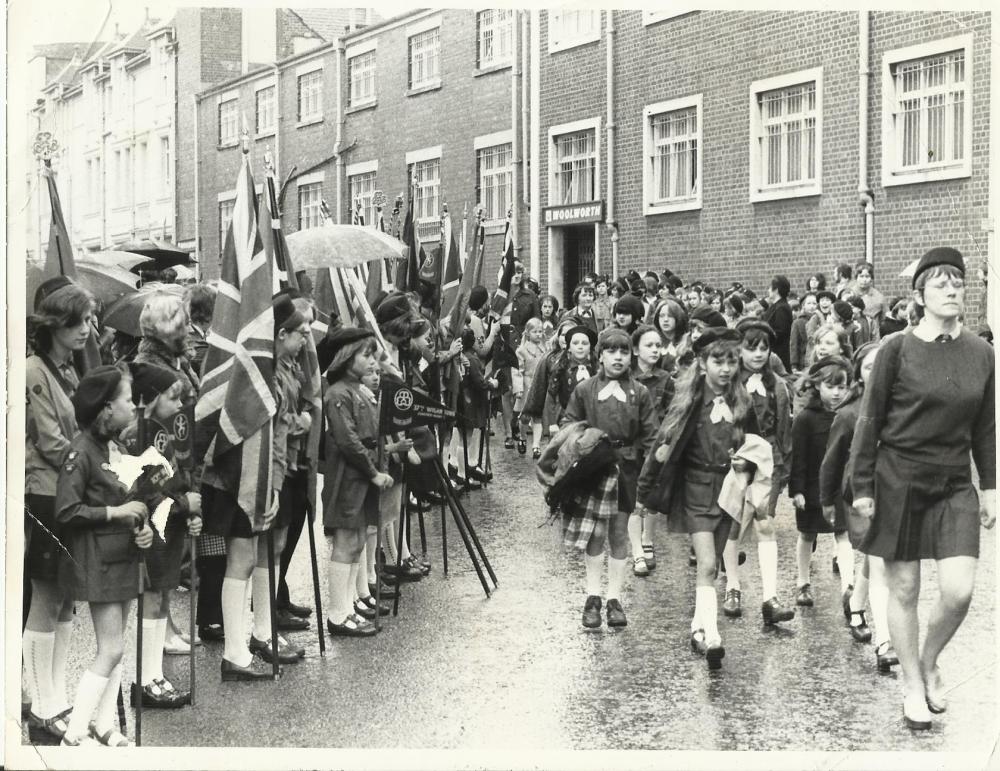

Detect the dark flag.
[
  {"left": 399, "top": 195, "right": 423, "bottom": 293},
  {"left": 489, "top": 211, "right": 516, "bottom": 316},
  {"left": 378, "top": 379, "right": 455, "bottom": 434}
]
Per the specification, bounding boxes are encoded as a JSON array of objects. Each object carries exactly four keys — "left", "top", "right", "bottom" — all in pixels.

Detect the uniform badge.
[
  {"left": 32, "top": 384, "right": 43, "bottom": 395},
  {"left": 68, "top": 451, "right": 79, "bottom": 460},
  {"left": 64, "top": 463, "right": 76, "bottom": 472}
]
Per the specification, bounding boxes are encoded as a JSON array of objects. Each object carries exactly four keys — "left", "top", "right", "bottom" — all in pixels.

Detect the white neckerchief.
[
  {"left": 745, "top": 372, "right": 767, "bottom": 397},
  {"left": 597, "top": 380, "right": 628, "bottom": 402},
  {"left": 575, "top": 364, "right": 590, "bottom": 383},
  {"left": 709, "top": 396, "right": 734, "bottom": 424},
  {"left": 359, "top": 384, "right": 377, "bottom": 404}
]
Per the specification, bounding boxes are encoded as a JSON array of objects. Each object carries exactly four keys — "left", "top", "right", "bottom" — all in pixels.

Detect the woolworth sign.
[{"left": 542, "top": 201, "right": 606, "bottom": 227}]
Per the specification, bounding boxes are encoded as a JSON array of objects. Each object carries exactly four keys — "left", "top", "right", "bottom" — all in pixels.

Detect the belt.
[
  {"left": 608, "top": 440, "right": 626, "bottom": 448},
  {"left": 361, "top": 438, "right": 378, "bottom": 450},
  {"left": 684, "top": 460, "right": 730, "bottom": 474}
]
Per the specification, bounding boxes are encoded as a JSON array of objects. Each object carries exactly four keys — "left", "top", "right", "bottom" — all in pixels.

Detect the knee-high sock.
[
  {"left": 583, "top": 552, "right": 603, "bottom": 598},
  {"left": 868, "top": 557, "right": 891, "bottom": 647},
  {"left": 836, "top": 536, "right": 855, "bottom": 593},
  {"left": 626, "top": 515, "right": 643, "bottom": 560},
  {"left": 365, "top": 530, "right": 378, "bottom": 585},
  {"left": 221, "top": 577, "right": 251, "bottom": 667},
  {"left": 850, "top": 561, "right": 870, "bottom": 615},
  {"left": 796, "top": 535, "right": 813, "bottom": 586},
  {"left": 151, "top": 617, "right": 167, "bottom": 681},
  {"left": 399, "top": 531, "right": 412, "bottom": 561},
  {"left": 641, "top": 515, "right": 656, "bottom": 546},
  {"left": 607, "top": 558, "right": 628, "bottom": 601},
  {"left": 64, "top": 670, "right": 108, "bottom": 741},
  {"left": 92, "top": 662, "right": 122, "bottom": 735},
  {"left": 697, "top": 586, "right": 721, "bottom": 644},
  {"left": 383, "top": 523, "right": 398, "bottom": 563},
  {"left": 452, "top": 428, "right": 466, "bottom": 476},
  {"left": 140, "top": 619, "right": 159, "bottom": 686},
  {"left": 52, "top": 620, "right": 73, "bottom": 713},
  {"left": 349, "top": 562, "right": 361, "bottom": 604},
  {"left": 722, "top": 540, "right": 741, "bottom": 592},
  {"left": 354, "top": 554, "right": 369, "bottom": 599},
  {"left": 758, "top": 540, "right": 778, "bottom": 600},
  {"left": 22, "top": 630, "right": 55, "bottom": 718},
  {"left": 327, "top": 561, "right": 353, "bottom": 624},
  {"left": 251, "top": 567, "right": 273, "bottom": 641}
]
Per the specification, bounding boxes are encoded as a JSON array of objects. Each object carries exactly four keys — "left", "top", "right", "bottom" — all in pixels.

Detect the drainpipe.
[
  {"left": 272, "top": 62, "right": 281, "bottom": 179},
  {"left": 521, "top": 10, "right": 529, "bottom": 209},
  {"left": 334, "top": 39, "right": 345, "bottom": 223},
  {"left": 987, "top": 10, "right": 998, "bottom": 333},
  {"left": 858, "top": 11, "right": 874, "bottom": 264},
  {"left": 192, "top": 93, "right": 199, "bottom": 276},
  {"left": 529, "top": 10, "right": 541, "bottom": 280},
  {"left": 511, "top": 10, "right": 520, "bottom": 252},
  {"left": 605, "top": 10, "right": 619, "bottom": 277}
]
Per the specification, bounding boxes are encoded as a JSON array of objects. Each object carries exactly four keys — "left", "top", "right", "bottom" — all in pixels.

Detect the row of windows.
[
  {"left": 218, "top": 69, "right": 324, "bottom": 144},
  {"left": 89, "top": 136, "right": 171, "bottom": 211}
]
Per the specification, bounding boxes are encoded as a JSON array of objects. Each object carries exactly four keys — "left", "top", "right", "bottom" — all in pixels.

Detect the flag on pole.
[
  {"left": 399, "top": 195, "right": 423, "bottom": 293},
  {"left": 194, "top": 151, "right": 277, "bottom": 528},
  {"left": 41, "top": 163, "right": 103, "bottom": 370},
  {"left": 440, "top": 210, "right": 461, "bottom": 315},
  {"left": 447, "top": 223, "right": 484, "bottom": 340},
  {"left": 351, "top": 198, "right": 365, "bottom": 227},
  {"left": 489, "top": 211, "right": 516, "bottom": 316}
]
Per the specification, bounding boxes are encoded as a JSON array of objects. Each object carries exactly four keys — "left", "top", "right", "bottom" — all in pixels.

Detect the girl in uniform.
[
  {"left": 651, "top": 297, "right": 689, "bottom": 373},
  {"left": 521, "top": 318, "right": 575, "bottom": 451},
  {"left": 637, "top": 328, "right": 759, "bottom": 670},
  {"left": 516, "top": 319, "right": 548, "bottom": 458},
  {"left": 23, "top": 278, "right": 93, "bottom": 740},
  {"left": 562, "top": 328, "right": 658, "bottom": 628},
  {"left": 548, "top": 325, "right": 598, "bottom": 430},
  {"left": 789, "top": 356, "right": 854, "bottom": 610},
  {"left": 719, "top": 320, "right": 796, "bottom": 626},
  {"left": 56, "top": 366, "right": 154, "bottom": 746}
]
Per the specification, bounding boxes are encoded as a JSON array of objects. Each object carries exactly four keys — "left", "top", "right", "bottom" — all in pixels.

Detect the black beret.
[
  {"left": 692, "top": 327, "right": 741, "bottom": 355},
  {"left": 562, "top": 324, "right": 597, "bottom": 349},
  {"left": 912, "top": 246, "right": 965, "bottom": 288},
  {"left": 808, "top": 355, "right": 851, "bottom": 377},
  {"left": 613, "top": 295, "right": 644, "bottom": 320},
  {"left": 128, "top": 362, "right": 180, "bottom": 407},
  {"left": 736, "top": 319, "right": 776, "bottom": 345},
  {"left": 33, "top": 276, "right": 74, "bottom": 312},
  {"left": 690, "top": 306, "right": 728, "bottom": 328},
  {"left": 816, "top": 290, "right": 837, "bottom": 303},
  {"left": 374, "top": 293, "right": 411, "bottom": 325},
  {"left": 832, "top": 301, "right": 854, "bottom": 324},
  {"left": 72, "top": 365, "right": 125, "bottom": 426},
  {"left": 273, "top": 293, "right": 306, "bottom": 333},
  {"left": 469, "top": 286, "right": 489, "bottom": 312},
  {"left": 726, "top": 295, "right": 744, "bottom": 316},
  {"left": 325, "top": 327, "right": 376, "bottom": 381}
]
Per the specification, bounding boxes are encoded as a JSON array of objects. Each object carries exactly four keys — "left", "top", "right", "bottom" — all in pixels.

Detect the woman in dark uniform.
[{"left": 851, "top": 247, "right": 995, "bottom": 730}]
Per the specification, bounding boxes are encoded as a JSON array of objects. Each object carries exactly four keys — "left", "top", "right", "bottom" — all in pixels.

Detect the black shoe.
[
  {"left": 876, "top": 642, "right": 899, "bottom": 673},
  {"left": 706, "top": 643, "right": 726, "bottom": 670},
  {"left": 198, "top": 623, "right": 225, "bottom": 642},
  {"left": 275, "top": 608, "right": 310, "bottom": 631},
  {"left": 690, "top": 629, "right": 708, "bottom": 656},
  {"left": 761, "top": 597, "right": 795, "bottom": 625},
  {"left": 841, "top": 585, "right": 854, "bottom": 621},
  {"left": 420, "top": 491, "right": 447, "bottom": 506},
  {"left": 284, "top": 601, "right": 313, "bottom": 619},
  {"left": 606, "top": 599, "right": 627, "bottom": 627},
  {"left": 722, "top": 589, "right": 742, "bottom": 618},
  {"left": 466, "top": 466, "right": 493, "bottom": 483},
  {"left": 221, "top": 656, "right": 275, "bottom": 681},
  {"left": 795, "top": 584, "right": 814, "bottom": 607},
  {"left": 369, "top": 581, "right": 400, "bottom": 599},
  {"left": 327, "top": 615, "right": 378, "bottom": 637},
  {"left": 354, "top": 600, "right": 377, "bottom": 620},
  {"left": 358, "top": 595, "right": 391, "bottom": 616},
  {"left": 532, "top": 447, "right": 541, "bottom": 460},
  {"left": 517, "top": 438, "right": 527, "bottom": 455},
  {"left": 688, "top": 547, "right": 697, "bottom": 567},
  {"left": 582, "top": 595, "right": 602, "bottom": 628},
  {"left": 249, "top": 635, "right": 301, "bottom": 664},
  {"left": 453, "top": 476, "right": 482, "bottom": 491},
  {"left": 411, "top": 554, "right": 432, "bottom": 576},
  {"left": 130, "top": 681, "right": 187, "bottom": 709},
  {"left": 849, "top": 611, "right": 872, "bottom": 642},
  {"left": 504, "top": 437, "right": 515, "bottom": 450},
  {"left": 382, "top": 560, "right": 424, "bottom": 581},
  {"left": 832, "top": 556, "right": 840, "bottom": 575}
]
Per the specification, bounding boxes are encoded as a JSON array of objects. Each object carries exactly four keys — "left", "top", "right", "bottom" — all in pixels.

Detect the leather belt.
[{"left": 684, "top": 460, "right": 730, "bottom": 474}]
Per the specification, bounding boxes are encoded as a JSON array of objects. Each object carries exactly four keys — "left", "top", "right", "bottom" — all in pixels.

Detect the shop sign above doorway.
[{"left": 543, "top": 201, "right": 605, "bottom": 227}]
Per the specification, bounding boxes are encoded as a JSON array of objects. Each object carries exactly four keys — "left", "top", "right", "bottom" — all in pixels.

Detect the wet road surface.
[{"left": 19, "top": 443, "right": 998, "bottom": 757}]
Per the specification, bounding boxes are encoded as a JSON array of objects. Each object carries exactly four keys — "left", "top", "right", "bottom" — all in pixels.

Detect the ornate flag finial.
[{"left": 32, "top": 131, "right": 59, "bottom": 163}]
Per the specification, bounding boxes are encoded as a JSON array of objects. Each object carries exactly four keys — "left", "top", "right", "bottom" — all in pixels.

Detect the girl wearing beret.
[
  {"left": 719, "top": 321, "right": 796, "bottom": 626},
  {"left": 515, "top": 319, "right": 547, "bottom": 459},
  {"left": 850, "top": 247, "right": 995, "bottom": 730},
  {"left": 23, "top": 279, "right": 94, "bottom": 740},
  {"left": 120, "top": 363, "right": 203, "bottom": 709},
  {"left": 637, "top": 328, "right": 761, "bottom": 670},
  {"left": 521, "top": 317, "right": 575, "bottom": 452},
  {"left": 562, "top": 328, "right": 658, "bottom": 628},
  {"left": 548, "top": 326, "right": 598, "bottom": 431},
  {"left": 789, "top": 357, "right": 854, "bottom": 611},
  {"left": 56, "top": 367, "right": 154, "bottom": 746}
]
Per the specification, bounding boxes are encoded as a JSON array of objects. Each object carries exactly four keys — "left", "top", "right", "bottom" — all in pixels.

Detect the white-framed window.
[
  {"left": 348, "top": 50, "right": 376, "bottom": 106},
  {"left": 218, "top": 98, "right": 238, "bottom": 145},
  {"left": 749, "top": 67, "right": 823, "bottom": 202},
  {"left": 298, "top": 182, "right": 323, "bottom": 229},
  {"left": 477, "top": 9, "right": 513, "bottom": 69},
  {"left": 255, "top": 86, "right": 275, "bottom": 134},
  {"left": 160, "top": 137, "right": 171, "bottom": 196},
  {"left": 219, "top": 198, "right": 235, "bottom": 253},
  {"left": 87, "top": 157, "right": 101, "bottom": 212},
  {"left": 410, "top": 158, "right": 440, "bottom": 222},
  {"left": 477, "top": 143, "right": 512, "bottom": 221},
  {"left": 548, "top": 10, "right": 600, "bottom": 54},
  {"left": 643, "top": 9, "right": 695, "bottom": 26},
  {"left": 553, "top": 128, "right": 597, "bottom": 205},
  {"left": 643, "top": 94, "right": 702, "bottom": 214},
  {"left": 297, "top": 70, "right": 323, "bottom": 123},
  {"left": 136, "top": 141, "right": 147, "bottom": 203},
  {"left": 881, "top": 35, "right": 973, "bottom": 187},
  {"left": 157, "top": 39, "right": 171, "bottom": 97},
  {"left": 408, "top": 27, "right": 440, "bottom": 89},
  {"left": 349, "top": 171, "right": 377, "bottom": 225}
]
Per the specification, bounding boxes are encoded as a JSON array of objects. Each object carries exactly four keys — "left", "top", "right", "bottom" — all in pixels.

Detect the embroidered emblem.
[
  {"left": 68, "top": 451, "right": 79, "bottom": 460},
  {"left": 64, "top": 464, "right": 76, "bottom": 473}
]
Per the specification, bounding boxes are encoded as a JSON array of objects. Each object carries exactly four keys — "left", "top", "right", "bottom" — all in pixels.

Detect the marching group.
[{"left": 20, "top": 245, "right": 995, "bottom": 747}]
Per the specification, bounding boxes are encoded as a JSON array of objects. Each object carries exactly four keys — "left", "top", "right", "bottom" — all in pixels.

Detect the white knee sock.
[
  {"left": 583, "top": 552, "right": 603, "bottom": 597},
  {"left": 796, "top": 535, "right": 813, "bottom": 586},
  {"left": 869, "top": 558, "right": 891, "bottom": 647},
  {"left": 365, "top": 530, "right": 378, "bottom": 584},
  {"left": 221, "top": 577, "right": 251, "bottom": 667},
  {"left": 140, "top": 619, "right": 159, "bottom": 686},
  {"left": 400, "top": 534, "right": 412, "bottom": 561},
  {"left": 606, "top": 557, "right": 628, "bottom": 601},
  {"left": 328, "top": 561, "right": 353, "bottom": 624},
  {"left": 641, "top": 516, "right": 656, "bottom": 547},
  {"left": 52, "top": 620, "right": 73, "bottom": 713},
  {"left": 65, "top": 669, "right": 108, "bottom": 741},
  {"left": 626, "top": 515, "right": 643, "bottom": 559},
  {"left": 836, "top": 537, "right": 855, "bottom": 592},
  {"left": 92, "top": 662, "right": 122, "bottom": 736},
  {"left": 152, "top": 618, "right": 167, "bottom": 681},
  {"left": 850, "top": 569, "right": 870, "bottom": 616},
  {"left": 722, "top": 540, "right": 741, "bottom": 592},
  {"left": 383, "top": 523, "right": 398, "bottom": 562},
  {"left": 22, "top": 630, "right": 55, "bottom": 718},
  {"left": 349, "top": 562, "right": 361, "bottom": 604},
  {"left": 251, "top": 567, "right": 272, "bottom": 642},
  {"left": 696, "top": 586, "right": 721, "bottom": 643},
  {"left": 758, "top": 540, "right": 778, "bottom": 600}
]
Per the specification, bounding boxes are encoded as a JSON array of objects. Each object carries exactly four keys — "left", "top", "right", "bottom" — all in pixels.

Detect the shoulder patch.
[
  {"left": 67, "top": 450, "right": 78, "bottom": 461},
  {"left": 63, "top": 463, "right": 76, "bottom": 473}
]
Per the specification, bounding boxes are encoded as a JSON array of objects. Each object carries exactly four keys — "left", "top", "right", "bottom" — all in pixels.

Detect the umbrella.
[
  {"left": 84, "top": 250, "right": 151, "bottom": 273},
  {"left": 121, "top": 237, "right": 196, "bottom": 268},
  {"left": 26, "top": 261, "right": 141, "bottom": 312},
  {"left": 284, "top": 225, "right": 405, "bottom": 271},
  {"left": 899, "top": 258, "right": 919, "bottom": 279},
  {"left": 102, "top": 282, "right": 186, "bottom": 337}
]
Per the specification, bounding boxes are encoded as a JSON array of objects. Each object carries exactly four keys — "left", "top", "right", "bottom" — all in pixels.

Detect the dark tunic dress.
[
  {"left": 321, "top": 378, "right": 381, "bottom": 531},
  {"left": 790, "top": 393, "right": 844, "bottom": 534}
]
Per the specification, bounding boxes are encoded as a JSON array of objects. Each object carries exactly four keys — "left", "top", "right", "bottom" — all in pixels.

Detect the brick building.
[{"left": 531, "top": 10, "right": 993, "bottom": 323}]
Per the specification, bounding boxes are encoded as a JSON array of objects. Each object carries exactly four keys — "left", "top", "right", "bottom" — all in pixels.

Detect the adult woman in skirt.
[
  {"left": 23, "top": 277, "right": 94, "bottom": 739},
  {"left": 851, "top": 247, "right": 995, "bottom": 730}
]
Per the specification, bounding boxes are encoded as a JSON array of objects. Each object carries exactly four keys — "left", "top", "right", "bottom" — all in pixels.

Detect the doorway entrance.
[{"left": 561, "top": 225, "right": 595, "bottom": 301}]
